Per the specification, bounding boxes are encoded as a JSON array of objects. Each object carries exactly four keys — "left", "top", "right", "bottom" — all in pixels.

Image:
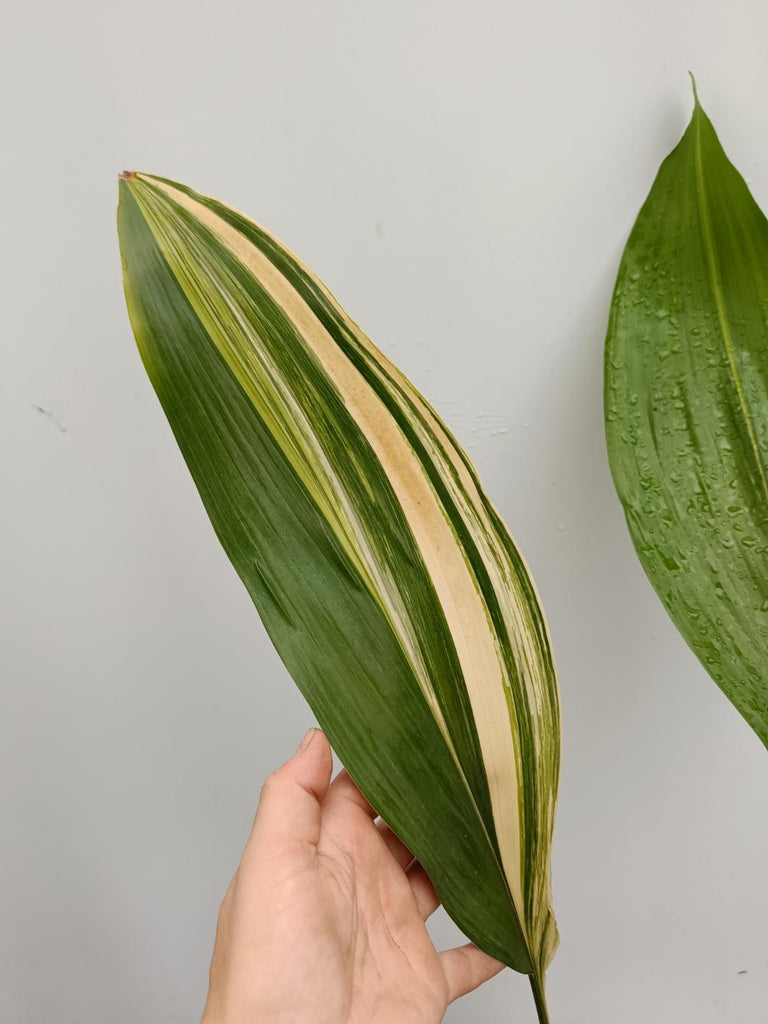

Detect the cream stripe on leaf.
[{"left": 118, "top": 171, "right": 561, "bottom": 1018}]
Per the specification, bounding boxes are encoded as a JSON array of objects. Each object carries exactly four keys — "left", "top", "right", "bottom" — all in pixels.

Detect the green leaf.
[
  {"left": 605, "top": 83, "right": 768, "bottom": 748},
  {"left": 117, "top": 172, "right": 560, "bottom": 1015}
]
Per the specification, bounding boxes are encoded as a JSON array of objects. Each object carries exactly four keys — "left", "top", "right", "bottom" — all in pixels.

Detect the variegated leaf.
[{"left": 117, "top": 172, "right": 561, "bottom": 1018}]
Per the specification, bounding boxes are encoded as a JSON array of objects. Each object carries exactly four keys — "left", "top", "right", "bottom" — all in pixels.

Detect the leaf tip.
[
  {"left": 688, "top": 71, "right": 700, "bottom": 108},
  {"left": 119, "top": 170, "right": 138, "bottom": 182}
]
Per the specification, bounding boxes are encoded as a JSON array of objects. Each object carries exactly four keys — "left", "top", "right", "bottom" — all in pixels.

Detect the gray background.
[{"left": 2, "top": 1, "right": 768, "bottom": 1021}]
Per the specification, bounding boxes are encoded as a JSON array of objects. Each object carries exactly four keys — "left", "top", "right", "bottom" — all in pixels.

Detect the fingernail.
[{"left": 297, "top": 728, "right": 316, "bottom": 754}]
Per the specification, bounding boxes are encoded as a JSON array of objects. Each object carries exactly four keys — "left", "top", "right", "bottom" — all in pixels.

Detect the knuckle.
[{"left": 259, "top": 771, "right": 282, "bottom": 800}]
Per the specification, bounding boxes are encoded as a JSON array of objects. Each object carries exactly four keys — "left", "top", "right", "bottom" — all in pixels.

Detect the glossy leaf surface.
[{"left": 605, "top": 89, "right": 768, "bottom": 748}]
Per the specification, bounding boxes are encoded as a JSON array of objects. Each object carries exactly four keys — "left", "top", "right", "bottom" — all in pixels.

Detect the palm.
[{"left": 308, "top": 780, "right": 450, "bottom": 1023}]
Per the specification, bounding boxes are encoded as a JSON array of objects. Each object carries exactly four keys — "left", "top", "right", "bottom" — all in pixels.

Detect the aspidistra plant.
[
  {"left": 117, "top": 172, "right": 561, "bottom": 1021},
  {"left": 605, "top": 81, "right": 768, "bottom": 748}
]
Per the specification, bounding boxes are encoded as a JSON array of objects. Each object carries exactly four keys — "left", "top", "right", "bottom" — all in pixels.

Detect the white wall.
[{"left": 2, "top": 1, "right": 767, "bottom": 1021}]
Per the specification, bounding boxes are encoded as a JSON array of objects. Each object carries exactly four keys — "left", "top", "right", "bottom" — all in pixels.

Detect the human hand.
[{"left": 200, "top": 728, "right": 505, "bottom": 1024}]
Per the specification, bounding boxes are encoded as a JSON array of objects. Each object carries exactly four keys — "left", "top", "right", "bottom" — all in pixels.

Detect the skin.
[{"left": 200, "top": 728, "right": 506, "bottom": 1024}]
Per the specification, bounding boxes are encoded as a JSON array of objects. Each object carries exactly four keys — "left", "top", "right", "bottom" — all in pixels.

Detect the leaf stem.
[{"left": 529, "top": 973, "right": 551, "bottom": 1024}]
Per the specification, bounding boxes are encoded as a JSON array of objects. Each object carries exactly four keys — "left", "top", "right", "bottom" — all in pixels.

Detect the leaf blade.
[
  {"left": 118, "top": 173, "right": 560, "bottom": 984},
  {"left": 605, "top": 92, "right": 768, "bottom": 748}
]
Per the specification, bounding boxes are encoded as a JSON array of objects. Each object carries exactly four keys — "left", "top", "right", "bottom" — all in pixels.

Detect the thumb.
[{"left": 249, "top": 728, "right": 333, "bottom": 852}]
